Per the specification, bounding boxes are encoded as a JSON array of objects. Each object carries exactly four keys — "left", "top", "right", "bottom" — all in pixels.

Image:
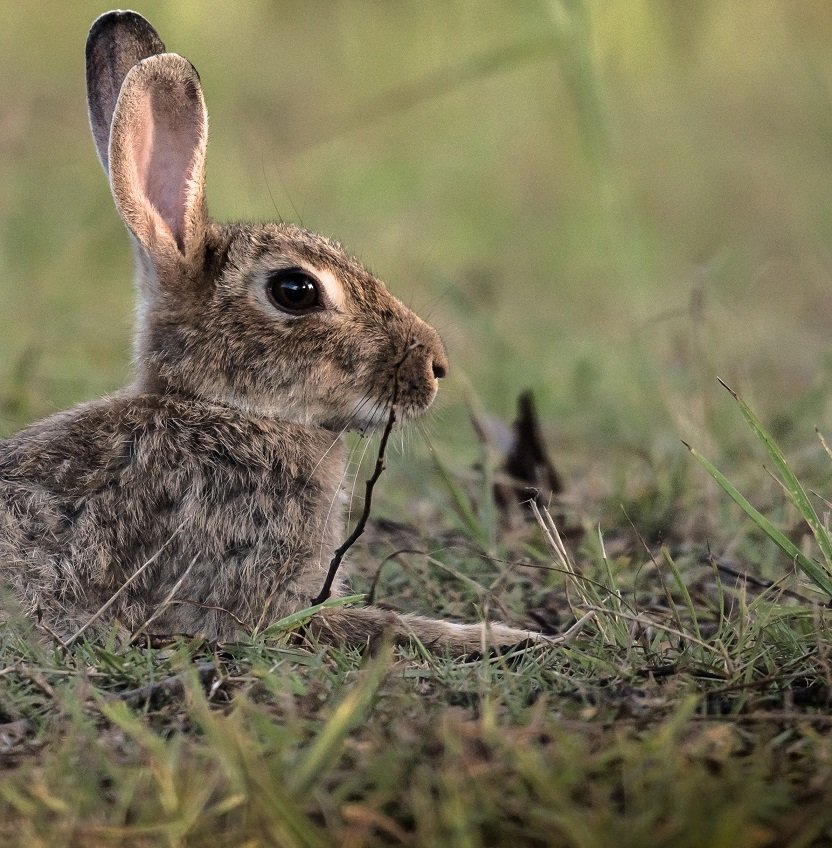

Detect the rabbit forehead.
[{"left": 224, "top": 223, "right": 394, "bottom": 309}]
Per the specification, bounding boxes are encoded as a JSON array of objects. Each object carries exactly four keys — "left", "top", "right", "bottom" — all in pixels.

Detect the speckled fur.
[{"left": 0, "top": 12, "right": 540, "bottom": 652}]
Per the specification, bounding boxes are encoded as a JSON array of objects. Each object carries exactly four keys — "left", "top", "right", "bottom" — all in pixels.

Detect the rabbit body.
[
  {"left": 0, "top": 390, "right": 347, "bottom": 641},
  {"left": 0, "top": 12, "right": 541, "bottom": 652}
]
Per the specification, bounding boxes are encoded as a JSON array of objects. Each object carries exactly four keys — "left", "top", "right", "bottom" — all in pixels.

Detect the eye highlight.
[{"left": 266, "top": 268, "right": 321, "bottom": 313}]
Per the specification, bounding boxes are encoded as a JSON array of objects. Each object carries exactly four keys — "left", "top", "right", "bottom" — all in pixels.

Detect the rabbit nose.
[{"left": 432, "top": 352, "right": 448, "bottom": 380}]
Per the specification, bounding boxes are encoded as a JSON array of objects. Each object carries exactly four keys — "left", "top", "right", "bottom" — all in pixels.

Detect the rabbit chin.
[
  {"left": 339, "top": 388, "right": 439, "bottom": 434},
  {"left": 216, "top": 386, "right": 436, "bottom": 433},
  {"left": 212, "top": 391, "right": 390, "bottom": 432}
]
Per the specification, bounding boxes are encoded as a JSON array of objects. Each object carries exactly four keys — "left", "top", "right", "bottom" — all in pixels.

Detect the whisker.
[
  {"left": 316, "top": 439, "right": 361, "bottom": 571},
  {"left": 346, "top": 434, "right": 374, "bottom": 526},
  {"left": 299, "top": 388, "right": 376, "bottom": 492}
]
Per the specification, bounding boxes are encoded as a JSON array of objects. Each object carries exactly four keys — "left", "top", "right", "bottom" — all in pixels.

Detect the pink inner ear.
[{"left": 131, "top": 83, "right": 202, "bottom": 252}]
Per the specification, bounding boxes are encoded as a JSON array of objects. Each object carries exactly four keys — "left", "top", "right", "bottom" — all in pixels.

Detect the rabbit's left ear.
[
  {"left": 86, "top": 10, "right": 166, "bottom": 174},
  {"left": 108, "top": 53, "right": 208, "bottom": 263}
]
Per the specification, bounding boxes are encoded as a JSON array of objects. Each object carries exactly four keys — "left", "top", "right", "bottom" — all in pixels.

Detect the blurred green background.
[{"left": 3, "top": 1, "right": 832, "bottom": 489}]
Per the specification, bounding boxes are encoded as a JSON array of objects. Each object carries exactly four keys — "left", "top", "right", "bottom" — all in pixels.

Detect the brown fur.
[{"left": 0, "top": 11, "right": 540, "bottom": 652}]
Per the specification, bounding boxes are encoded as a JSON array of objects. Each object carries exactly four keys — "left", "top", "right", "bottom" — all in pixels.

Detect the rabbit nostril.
[{"left": 432, "top": 360, "right": 447, "bottom": 380}]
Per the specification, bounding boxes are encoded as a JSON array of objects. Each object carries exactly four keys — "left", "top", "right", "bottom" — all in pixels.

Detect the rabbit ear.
[
  {"left": 108, "top": 53, "right": 208, "bottom": 260},
  {"left": 86, "top": 10, "right": 166, "bottom": 173}
]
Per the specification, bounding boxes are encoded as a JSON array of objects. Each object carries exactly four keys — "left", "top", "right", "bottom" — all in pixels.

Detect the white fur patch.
[{"left": 310, "top": 267, "right": 346, "bottom": 311}]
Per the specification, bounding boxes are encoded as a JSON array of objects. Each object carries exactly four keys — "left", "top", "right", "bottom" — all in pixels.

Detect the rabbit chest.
[{"left": 0, "top": 393, "right": 348, "bottom": 640}]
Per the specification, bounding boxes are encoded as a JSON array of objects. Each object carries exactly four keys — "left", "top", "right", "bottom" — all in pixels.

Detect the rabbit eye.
[{"left": 266, "top": 269, "right": 321, "bottom": 313}]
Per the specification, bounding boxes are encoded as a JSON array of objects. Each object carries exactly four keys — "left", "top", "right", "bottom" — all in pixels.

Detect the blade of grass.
[
  {"left": 683, "top": 441, "right": 832, "bottom": 598},
  {"left": 290, "top": 642, "right": 392, "bottom": 795},
  {"left": 430, "top": 447, "right": 487, "bottom": 546},
  {"left": 720, "top": 379, "right": 832, "bottom": 573},
  {"left": 257, "top": 594, "right": 365, "bottom": 639},
  {"left": 180, "top": 669, "right": 329, "bottom": 848},
  {"left": 661, "top": 547, "right": 702, "bottom": 641}
]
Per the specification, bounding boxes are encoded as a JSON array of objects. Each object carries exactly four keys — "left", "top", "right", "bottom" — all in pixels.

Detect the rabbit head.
[{"left": 86, "top": 12, "right": 448, "bottom": 432}]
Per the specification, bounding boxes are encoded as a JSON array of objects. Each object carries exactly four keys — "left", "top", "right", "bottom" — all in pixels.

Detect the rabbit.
[{"left": 0, "top": 10, "right": 542, "bottom": 654}]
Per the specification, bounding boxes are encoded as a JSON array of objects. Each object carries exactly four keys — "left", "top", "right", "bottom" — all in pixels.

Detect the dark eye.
[{"left": 266, "top": 269, "right": 321, "bottom": 313}]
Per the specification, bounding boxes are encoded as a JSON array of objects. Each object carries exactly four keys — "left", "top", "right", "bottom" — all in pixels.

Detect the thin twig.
[
  {"left": 581, "top": 604, "right": 732, "bottom": 665},
  {"left": 366, "top": 548, "right": 427, "bottom": 606},
  {"left": 36, "top": 616, "right": 69, "bottom": 651},
  {"left": 64, "top": 524, "right": 184, "bottom": 649},
  {"left": 116, "top": 662, "right": 219, "bottom": 708},
  {"left": 556, "top": 610, "right": 597, "bottom": 644},
  {"left": 311, "top": 351, "right": 412, "bottom": 605},
  {"left": 311, "top": 402, "right": 398, "bottom": 605},
  {"left": 128, "top": 555, "right": 198, "bottom": 644},
  {"left": 168, "top": 599, "right": 249, "bottom": 630}
]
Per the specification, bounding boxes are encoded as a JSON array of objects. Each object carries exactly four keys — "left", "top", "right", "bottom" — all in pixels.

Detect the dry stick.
[
  {"left": 169, "top": 599, "right": 249, "bottom": 630},
  {"left": 37, "top": 617, "right": 70, "bottom": 651},
  {"left": 311, "top": 400, "right": 398, "bottom": 605},
  {"left": 116, "top": 662, "right": 218, "bottom": 708},
  {"left": 64, "top": 524, "right": 185, "bottom": 649},
  {"left": 366, "top": 548, "right": 427, "bottom": 606},
  {"left": 128, "top": 555, "right": 198, "bottom": 644},
  {"left": 310, "top": 350, "right": 414, "bottom": 605}
]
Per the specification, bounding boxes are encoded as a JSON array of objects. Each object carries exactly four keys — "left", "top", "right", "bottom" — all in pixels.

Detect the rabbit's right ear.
[
  {"left": 86, "top": 10, "right": 166, "bottom": 173},
  {"left": 108, "top": 54, "right": 209, "bottom": 264}
]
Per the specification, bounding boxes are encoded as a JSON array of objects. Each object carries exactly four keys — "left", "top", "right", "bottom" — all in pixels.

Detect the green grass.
[
  {"left": 4, "top": 1, "right": 832, "bottom": 845},
  {"left": 3, "top": 493, "right": 832, "bottom": 846}
]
